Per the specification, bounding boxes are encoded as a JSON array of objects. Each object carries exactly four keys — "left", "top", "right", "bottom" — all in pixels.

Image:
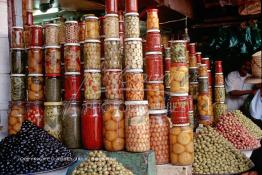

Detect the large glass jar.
[
  {"left": 103, "top": 100, "right": 125, "bottom": 151},
  {"left": 170, "top": 124, "right": 194, "bottom": 165},
  {"left": 189, "top": 67, "right": 198, "bottom": 83},
  {"left": 146, "top": 29, "right": 161, "bottom": 52},
  {"left": 170, "top": 40, "right": 187, "bottom": 63},
  {"left": 170, "top": 63, "right": 189, "bottom": 94},
  {"left": 8, "top": 101, "right": 25, "bottom": 135},
  {"left": 189, "top": 54, "right": 197, "bottom": 67},
  {"left": 145, "top": 52, "right": 163, "bottom": 81},
  {"left": 124, "top": 38, "right": 143, "bottom": 69},
  {"left": 189, "top": 82, "right": 199, "bottom": 101},
  {"left": 215, "top": 73, "right": 224, "bottom": 86},
  {"left": 125, "top": 101, "right": 150, "bottom": 152},
  {"left": 26, "top": 101, "right": 44, "bottom": 128},
  {"left": 64, "top": 72, "right": 81, "bottom": 101},
  {"left": 11, "top": 26, "right": 24, "bottom": 48},
  {"left": 170, "top": 93, "right": 189, "bottom": 124},
  {"left": 44, "top": 24, "right": 59, "bottom": 46},
  {"left": 213, "top": 102, "right": 227, "bottom": 124},
  {"left": 11, "top": 48, "right": 26, "bottom": 74},
  {"left": 198, "top": 64, "right": 208, "bottom": 77},
  {"left": 146, "top": 9, "right": 159, "bottom": 30},
  {"left": 65, "top": 21, "right": 79, "bottom": 43},
  {"left": 28, "top": 47, "right": 43, "bottom": 74},
  {"left": 125, "top": 69, "right": 144, "bottom": 100},
  {"left": 83, "top": 40, "right": 101, "bottom": 69},
  {"left": 104, "top": 38, "right": 121, "bottom": 69},
  {"left": 149, "top": 109, "right": 170, "bottom": 164},
  {"left": 29, "top": 25, "right": 43, "bottom": 47},
  {"left": 146, "top": 81, "right": 165, "bottom": 109},
  {"left": 84, "top": 15, "right": 99, "bottom": 40},
  {"left": 11, "top": 74, "right": 26, "bottom": 101},
  {"left": 124, "top": 13, "right": 140, "bottom": 38},
  {"left": 45, "top": 46, "right": 61, "bottom": 75},
  {"left": 197, "top": 93, "right": 213, "bottom": 126},
  {"left": 84, "top": 69, "right": 101, "bottom": 100},
  {"left": 62, "top": 101, "right": 81, "bottom": 148},
  {"left": 44, "top": 102, "right": 63, "bottom": 141},
  {"left": 45, "top": 76, "right": 61, "bottom": 102},
  {"left": 79, "top": 21, "right": 86, "bottom": 42},
  {"left": 28, "top": 74, "right": 44, "bottom": 101},
  {"left": 198, "top": 77, "right": 209, "bottom": 93},
  {"left": 64, "top": 43, "right": 81, "bottom": 72},
  {"left": 214, "top": 86, "right": 225, "bottom": 103},
  {"left": 103, "top": 69, "right": 123, "bottom": 100},
  {"left": 104, "top": 14, "right": 119, "bottom": 38},
  {"left": 82, "top": 100, "right": 103, "bottom": 149}
]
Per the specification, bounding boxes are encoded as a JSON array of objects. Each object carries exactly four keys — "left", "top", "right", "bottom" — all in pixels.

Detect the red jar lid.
[
  {"left": 146, "top": 8, "right": 158, "bottom": 13},
  {"left": 171, "top": 62, "right": 187, "bottom": 67},
  {"left": 46, "top": 73, "right": 62, "bottom": 77},
  {"left": 215, "top": 61, "right": 223, "bottom": 73}
]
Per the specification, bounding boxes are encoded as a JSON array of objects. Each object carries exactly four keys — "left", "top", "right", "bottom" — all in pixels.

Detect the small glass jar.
[
  {"left": 79, "top": 21, "right": 86, "bottom": 42},
  {"left": 104, "top": 38, "right": 121, "bottom": 69},
  {"left": 28, "top": 74, "right": 44, "bottom": 101},
  {"left": 189, "top": 82, "right": 199, "bottom": 101},
  {"left": 44, "top": 24, "right": 59, "bottom": 46},
  {"left": 11, "top": 74, "right": 26, "bottom": 101},
  {"left": 215, "top": 73, "right": 224, "bottom": 86},
  {"left": 28, "top": 47, "right": 43, "bottom": 74},
  {"left": 11, "top": 48, "right": 26, "bottom": 74},
  {"left": 104, "top": 14, "right": 119, "bottom": 38},
  {"left": 65, "top": 21, "right": 79, "bottom": 43},
  {"left": 213, "top": 102, "right": 227, "bottom": 124},
  {"left": 188, "top": 95, "right": 194, "bottom": 128},
  {"left": 105, "top": 0, "right": 118, "bottom": 14},
  {"left": 201, "top": 58, "right": 211, "bottom": 70},
  {"left": 170, "top": 124, "right": 194, "bottom": 165},
  {"left": 214, "top": 86, "right": 225, "bottom": 103},
  {"left": 170, "top": 40, "right": 187, "bottom": 63},
  {"left": 215, "top": 61, "right": 223, "bottom": 73},
  {"left": 170, "top": 93, "right": 189, "bottom": 124},
  {"left": 83, "top": 40, "right": 101, "bottom": 69},
  {"left": 124, "top": 13, "right": 140, "bottom": 38},
  {"left": 149, "top": 109, "right": 170, "bottom": 164},
  {"left": 198, "top": 77, "right": 209, "bottom": 93},
  {"left": 62, "top": 101, "right": 81, "bottom": 148},
  {"left": 45, "top": 76, "right": 61, "bottom": 102},
  {"left": 170, "top": 63, "right": 189, "bottom": 94},
  {"left": 146, "top": 81, "right": 165, "bottom": 109},
  {"left": 11, "top": 26, "right": 24, "bottom": 48},
  {"left": 29, "top": 25, "right": 43, "bottom": 47},
  {"left": 124, "top": 38, "right": 143, "bottom": 69},
  {"left": 145, "top": 52, "right": 163, "bottom": 81},
  {"left": 189, "top": 54, "right": 197, "bottom": 67},
  {"left": 64, "top": 43, "right": 81, "bottom": 72},
  {"left": 189, "top": 67, "right": 198, "bottom": 83},
  {"left": 84, "top": 69, "right": 101, "bottom": 100},
  {"left": 198, "top": 64, "right": 208, "bottom": 77},
  {"left": 84, "top": 15, "right": 99, "bottom": 40},
  {"left": 82, "top": 100, "right": 103, "bottom": 149},
  {"left": 164, "top": 71, "right": 171, "bottom": 89},
  {"left": 164, "top": 47, "right": 171, "bottom": 59},
  {"left": 44, "top": 102, "right": 63, "bottom": 141},
  {"left": 125, "top": 0, "right": 138, "bottom": 12},
  {"left": 146, "top": 9, "right": 159, "bottom": 30},
  {"left": 58, "top": 20, "right": 66, "bottom": 44},
  {"left": 103, "top": 69, "right": 123, "bottom": 100},
  {"left": 8, "top": 101, "right": 25, "bottom": 135},
  {"left": 197, "top": 93, "right": 213, "bottom": 126},
  {"left": 45, "top": 46, "right": 61, "bottom": 75},
  {"left": 64, "top": 72, "right": 81, "bottom": 101},
  {"left": 125, "top": 69, "right": 144, "bottom": 100},
  {"left": 196, "top": 52, "right": 202, "bottom": 66},
  {"left": 103, "top": 100, "right": 125, "bottom": 151},
  {"left": 23, "top": 25, "right": 30, "bottom": 48},
  {"left": 165, "top": 57, "right": 171, "bottom": 71},
  {"left": 125, "top": 101, "right": 150, "bottom": 152},
  {"left": 146, "top": 29, "right": 161, "bottom": 52},
  {"left": 26, "top": 101, "right": 44, "bottom": 128}
]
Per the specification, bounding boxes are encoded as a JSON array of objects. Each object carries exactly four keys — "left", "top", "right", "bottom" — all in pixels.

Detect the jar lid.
[
  {"left": 145, "top": 51, "right": 162, "bottom": 55},
  {"left": 125, "top": 69, "right": 143, "bottom": 73},
  {"left": 189, "top": 43, "right": 196, "bottom": 46},
  {"left": 105, "top": 14, "right": 118, "bottom": 17},
  {"left": 65, "top": 20, "right": 78, "bottom": 24},
  {"left": 146, "top": 9, "right": 158, "bottom": 13},
  {"left": 172, "top": 123, "right": 190, "bottom": 127},
  {"left": 104, "top": 100, "right": 123, "bottom": 105},
  {"left": 46, "top": 73, "right": 62, "bottom": 77},
  {"left": 64, "top": 72, "right": 81, "bottom": 75},
  {"left": 208, "top": 86, "right": 212, "bottom": 88},
  {"left": 125, "top": 12, "right": 139, "bottom": 16},
  {"left": 147, "top": 81, "right": 163, "bottom": 84},
  {"left": 170, "top": 93, "right": 189, "bottom": 97},
  {"left": 84, "top": 39, "right": 101, "bottom": 43},
  {"left": 64, "top": 43, "right": 80, "bottom": 46},
  {"left": 196, "top": 52, "right": 202, "bottom": 54},
  {"left": 124, "top": 38, "right": 142, "bottom": 42},
  {"left": 125, "top": 100, "right": 148, "bottom": 105},
  {"left": 215, "top": 73, "right": 223, "bottom": 75},
  {"left": 100, "top": 35, "right": 105, "bottom": 38},
  {"left": 45, "top": 45, "right": 61, "bottom": 49},
  {"left": 84, "top": 69, "right": 101, "bottom": 73},
  {"left": 170, "top": 40, "right": 187, "bottom": 43},
  {"left": 85, "top": 16, "right": 98, "bottom": 20},
  {"left": 165, "top": 70, "right": 170, "bottom": 73},
  {"left": 190, "top": 82, "right": 199, "bottom": 85},
  {"left": 26, "top": 101, "right": 44, "bottom": 105},
  {"left": 63, "top": 101, "right": 81, "bottom": 105},
  {"left": 104, "top": 69, "right": 122, "bottom": 72},
  {"left": 44, "top": 102, "right": 63, "bottom": 106},
  {"left": 79, "top": 41, "right": 85, "bottom": 44},
  {"left": 83, "top": 100, "right": 101, "bottom": 104},
  {"left": 11, "top": 74, "right": 26, "bottom": 77},
  {"left": 12, "top": 26, "right": 23, "bottom": 29},
  {"left": 147, "top": 29, "right": 160, "bottom": 33},
  {"left": 199, "top": 76, "right": 208, "bottom": 79},
  {"left": 149, "top": 109, "right": 167, "bottom": 115},
  {"left": 28, "top": 46, "right": 42, "bottom": 49},
  {"left": 101, "top": 57, "right": 105, "bottom": 61},
  {"left": 200, "top": 64, "right": 207, "bottom": 67},
  {"left": 165, "top": 57, "right": 171, "bottom": 60},
  {"left": 189, "top": 67, "right": 198, "bottom": 69},
  {"left": 214, "top": 85, "right": 225, "bottom": 88},
  {"left": 30, "top": 25, "right": 42, "bottom": 28},
  {"left": 28, "top": 74, "right": 44, "bottom": 76},
  {"left": 202, "top": 57, "right": 209, "bottom": 60},
  {"left": 215, "top": 102, "right": 225, "bottom": 104},
  {"left": 104, "top": 38, "right": 120, "bottom": 42},
  {"left": 44, "top": 23, "right": 59, "bottom": 27},
  {"left": 11, "top": 48, "right": 25, "bottom": 50}
]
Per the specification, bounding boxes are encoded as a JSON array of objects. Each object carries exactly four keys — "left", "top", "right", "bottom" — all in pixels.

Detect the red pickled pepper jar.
[
  {"left": 145, "top": 52, "right": 164, "bottom": 81},
  {"left": 64, "top": 72, "right": 82, "bottom": 101},
  {"left": 29, "top": 25, "right": 43, "bottom": 47},
  {"left": 26, "top": 101, "right": 44, "bottom": 128},
  {"left": 170, "top": 93, "right": 189, "bottom": 124},
  {"left": 81, "top": 100, "right": 103, "bottom": 149},
  {"left": 105, "top": 0, "right": 118, "bottom": 14},
  {"left": 146, "top": 29, "right": 161, "bottom": 52},
  {"left": 125, "top": 0, "right": 138, "bottom": 12}
]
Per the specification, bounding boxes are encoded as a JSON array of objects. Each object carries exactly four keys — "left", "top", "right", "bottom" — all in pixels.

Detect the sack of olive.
[
  {"left": 72, "top": 151, "right": 134, "bottom": 175},
  {"left": 216, "top": 112, "right": 261, "bottom": 150},
  {"left": 193, "top": 127, "right": 254, "bottom": 174},
  {"left": 0, "top": 121, "right": 75, "bottom": 175}
]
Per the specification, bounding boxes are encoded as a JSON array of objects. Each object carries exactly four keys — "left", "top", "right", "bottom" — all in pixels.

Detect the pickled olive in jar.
[
  {"left": 8, "top": 101, "right": 25, "bottom": 135},
  {"left": 213, "top": 102, "right": 227, "bottom": 123},
  {"left": 146, "top": 9, "right": 159, "bottom": 30},
  {"left": 170, "top": 125, "right": 194, "bottom": 166},
  {"left": 104, "top": 14, "right": 119, "bottom": 38},
  {"left": 198, "top": 77, "right": 209, "bottom": 93},
  {"left": 64, "top": 72, "right": 81, "bottom": 101},
  {"left": 11, "top": 49, "right": 25, "bottom": 74},
  {"left": 197, "top": 93, "right": 213, "bottom": 125},
  {"left": 84, "top": 15, "right": 99, "bottom": 39},
  {"left": 64, "top": 43, "right": 81, "bottom": 72},
  {"left": 103, "top": 100, "right": 125, "bottom": 151},
  {"left": 146, "top": 82, "right": 165, "bottom": 110},
  {"left": 125, "top": 69, "right": 144, "bottom": 100},
  {"left": 146, "top": 30, "right": 161, "bottom": 52},
  {"left": 170, "top": 63, "right": 189, "bottom": 94},
  {"left": 29, "top": 25, "right": 43, "bottom": 47},
  {"left": 11, "top": 27, "right": 24, "bottom": 48},
  {"left": 84, "top": 70, "right": 101, "bottom": 100},
  {"left": 11, "top": 74, "right": 26, "bottom": 101},
  {"left": 198, "top": 64, "right": 208, "bottom": 77},
  {"left": 105, "top": 0, "right": 118, "bottom": 14},
  {"left": 83, "top": 40, "right": 101, "bottom": 69},
  {"left": 124, "top": 13, "right": 140, "bottom": 38},
  {"left": 28, "top": 47, "right": 43, "bottom": 74},
  {"left": 125, "top": 0, "right": 138, "bottom": 12},
  {"left": 189, "top": 54, "right": 197, "bottom": 67},
  {"left": 170, "top": 93, "right": 189, "bottom": 124},
  {"left": 149, "top": 110, "right": 170, "bottom": 164},
  {"left": 45, "top": 76, "right": 61, "bottom": 102},
  {"left": 215, "top": 73, "right": 224, "bottom": 86},
  {"left": 124, "top": 38, "right": 143, "bottom": 69},
  {"left": 82, "top": 101, "right": 103, "bottom": 149},
  {"left": 104, "top": 38, "right": 121, "bottom": 69},
  {"left": 214, "top": 86, "right": 226, "bottom": 103},
  {"left": 44, "top": 102, "right": 63, "bottom": 141},
  {"left": 45, "top": 46, "right": 61, "bottom": 75},
  {"left": 189, "top": 67, "right": 198, "bottom": 83},
  {"left": 65, "top": 21, "right": 79, "bottom": 43},
  {"left": 103, "top": 69, "right": 123, "bottom": 100},
  {"left": 170, "top": 40, "right": 187, "bottom": 63},
  {"left": 145, "top": 52, "right": 164, "bottom": 81},
  {"left": 62, "top": 102, "right": 81, "bottom": 148},
  {"left": 79, "top": 21, "right": 85, "bottom": 42},
  {"left": 44, "top": 24, "right": 59, "bottom": 46},
  {"left": 164, "top": 71, "right": 171, "bottom": 88},
  {"left": 26, "top": 101, "right": 44, "bottom": 128},
  {"left": 27, "top": 74, "right": 44, "bottom": 101},
  {"left": 189, "top": 82, "right": 199, "bottom": 101}
]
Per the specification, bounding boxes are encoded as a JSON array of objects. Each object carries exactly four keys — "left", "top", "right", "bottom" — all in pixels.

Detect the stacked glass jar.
[
  {"left": 164, "top": 47, "right": 171, "bottom": 117},
  {"left": 202, "top": 57, "right": 213, "bottom": 103}
]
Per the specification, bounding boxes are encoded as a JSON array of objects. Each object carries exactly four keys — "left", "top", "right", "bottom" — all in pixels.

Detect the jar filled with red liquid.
[
  {"left": 105, "top": 0, "right": 118, "bottom": 14},
  {"left": 12, "top": 26, "right": 24, "bottom": 48},
  {"left": 29, "top": 25, "right": 42, "bottom": 47},
  {"left": 145, "top": 52, "right": 163, "bottom": 81},
  {"left": 146, "top": 29, "right": 161, "bottom": 52},
  {"left": 81, "top": 100, "right": 103, "bottom": 149},
  {"left": 125, "top": 0, "right": 138, "bottom": 13},
  {"left": 64, "top": 72, "right": 81, "bottom": 101},
  {"left": 26, "top": 101, "right": 44, "bottom": 128}
]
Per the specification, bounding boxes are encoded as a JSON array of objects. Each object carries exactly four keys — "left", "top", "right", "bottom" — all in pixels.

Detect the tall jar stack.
[
  {"left": 201, "top": 57, "right": 213, "bottom": 103},
  {"left": 99, "top": 16, "right": 106, "bottom": 98},
  {"left": 164, "top": 47, "right": 171, "bottom": 117},
  {"left": 23, "top": 0, "right": 34, "bottom": 49}
]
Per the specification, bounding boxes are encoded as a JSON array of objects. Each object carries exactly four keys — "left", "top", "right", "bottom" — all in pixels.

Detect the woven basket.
[{"left": 251, "top": 51, "right": 261, "bottom": 78}]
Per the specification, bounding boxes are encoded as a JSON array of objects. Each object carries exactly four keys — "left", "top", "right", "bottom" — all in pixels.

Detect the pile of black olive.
[{"left": 0, "top": 121, "right": 75, "bottom": 175}]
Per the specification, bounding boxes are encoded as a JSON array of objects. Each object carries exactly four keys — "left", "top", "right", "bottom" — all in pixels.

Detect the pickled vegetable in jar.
[
  {"left": 145, "top": 52, "right": 163, "bottom": 81},
  {"left": 58, "top": 20, "right": 66, "bottom": 44},
  {"left": 215, "top": 60, "right": 223, "bottom": 73},
  {"left": 45, "top": 76, "right": 61, "bottom": 102},
  {"left": 64, "top": 72, "right": 81, "bottom": 101},
  {"left": 214, "top": 86, "right": 225, "bottom": 103},
  {"left": 170, "top": 40, "right": 187, "bottom": 63},
  {"left": 146, "top": 9, "right": 159, "bottom": 30},
  {"left": 189, "top": 67, "right": 198, "bottom": 83},
  {"left": 124, "top": 13, "right": 140, "bottom": 38},
  {"left": 99, "top": 16, "right": 105, "bottom": 36},
  {"left": 28, "top": 47, "right": 43, "bottom": 74},
  {"left": 11, "top": 26, "right": 24, "bottom": 48},
  {"left": 189, "top": 82, "right": 199, "bottom": 101},
  {"left": 198, "top": 64, "right": 208, "bottom": 77},
  {"left": 104, "top": 38, "right": 121, "bottom": 69},
  {"left": 45, "top": 46, "right": 61, "bottom": 75},
  {"left": 170, "top": 93, "right": 189, "bottom": 124},
  {"left": 8, "top": 101, "right": 25, "bottom": 135},
  {"left": 146, "top": 81, "right": 165, "bottom": 110},
  {"left": 165, "top": 57, "right": 171, "bottom": 71},
  {"left": 125, "top": 69, "right": 144, "bottom": 100},
  {"left": 105, "top": 0, "right": 118, "bottom": 14},
  {"left": 125, "top": 0, "right": 138, "bottom": 12},
  {"left": 170, "top": 124, "right": 194, "bottom": 165},
  {"left": 103, "top": 100, "right": 125, "bottom": 151},
  {"left": 146, "top": 29, "right": 161, "bottom": 52},
  {"left": 84, "top": 15, "right": 99, "bottom": 40},
  {"left": 82, "top": 100, "right": 103, "bottom": 149},
  {"left": 189, "top": 54, "right": 197, "bottom": 67},
  {"left": 65, "top": 21, "right": 79, "bottom": 43},
  {"left": 28, "top": 74, "right": 44, "bottom": 101},
  {"left": 44, "top": 23, "right": 59, "bottom": 46},
  {"left": 213, "top": 102, "right": 227, "bottom": 124},
  {"left": 149, "top": 109, "right": 170, "bottom": 164},
  {"left": 104, "top": 14, "right": 119, "bottom": 38},
  {"left": 83, "top": 40, "right": 101, "bottom": 69},
  {"left": 44, "top": 102, "right": 63, "bottom": 141},
  {"left": 64, "top": 43, "right": 81, "bottom": 72},
  {"left": 124, "top": 38, "right": 143, "bottom": 69},
  {"left": 11, "top": 48, "right": 26, "bottom": 74},
  {"left": 26, "top": 101, "right": 44, "bottom": 128},
  {"left": 125, "top": 101, "right": 150, "bottom": 152},
  {"left": 198, "top": 77, "right": 209, "bottom": 93},
  {"left": 84, "top": 69, "right": 101, "bottom": 100},
  {"left": 11, "top": 74, "right": 26, "bottom": 101},
  {"left": 79, "top": 21, "right": 85, "bottom": 42},
  {"left": 201, "top": 57, "right": 211, "bottom": 70},
  {"left": 215, "top": 73, "right": 224, "bottom": 86},
  {"left": 103, "top": 69, "right": 123, "bottom": 100},
  {"left": 164, "top": 71, "right": 171, "bottom": 89},
  {"left": 197, "top": 93, "right": 213, "bottom": 126},
  {"left": 170, "top": 63, "right": 189, "bottom": 94},
  {"left": 62, "top": 101, "right": 81, "bottom": 148},
  {"left": 29, "top": 25, "right": 43, "bottom": 47}
]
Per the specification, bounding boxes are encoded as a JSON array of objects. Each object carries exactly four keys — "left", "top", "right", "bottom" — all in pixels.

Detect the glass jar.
[
  {"left": 188, "top": 43, "right": 196, "bottom": 54},
  {"left": 28, "top": 74, "right": 44, "bottom": 101},
  {"left": 105, "top": 0, "right": 118, "bottom": 14},
  {"left": 188, "top": 95, "right": 194, "bottom": 128},
  {"left": 170, "top": 40, "right": 187, "bottom": 63},
  {"left": 82, "top": 100, "right": 103, "bottom": 149},
  {"left": 26, "top": 101, "right": 44, "bottom": 128},
  {"left": 45, "top": 76, "right": 61, "bottom": 102},
  {"left": 146, "top": 9, "right": 159, "bottom": 30},
  {"left": 84, "top": 69, "right": 101, "bottom": 100},
  {"left": 125, "top": 101, "right": 150, "bottom": 152},
  {"left": 58, "top": 20, "right": 66, "bottom": 44},
  {"left": 146, "top": 81, "right": 165, "bottom": 109},
  {"left": 124, "top": 13, "right": 140, "bottom": 38},
  {"left": 62, "top": 101, "right": 81, "bottom": 148},
  {"left": 23, "top": 25, "right": 30, "bottom": 48},
  {"left": 189, "top": 82, "right": 199, "bottom": 101},
  {"left": 79, "top": 21, "right": 86, "bottom": 42},
  {"left": 198, "top": 64, "right": 208, "bottom": 77},
  {"left": 164, "top": 71, "right": 171, "bottom": 89},
  {"left": 11, "top": 48, "right": 26, "bottom": 74},
  {"left": 215, "top": 73, "right": 224, "bottom": 86},
  {"left": 64, "top": 43, "right": 81, "bottom": 72},
  {"left": 213, "top": 102, "right": 227, "bottom": 124},
  {"left": 104, "top": 38, "right": 121, "bottom": 69},
  {"left": 165, "top": 57, "right": 171, "bottom": 71},
  {"left": 103, "top": 69, "right": 123, "bottom": 100},
  {"left": 28, "top": 47, "right": 43, "bottom": 74},
  {"left": 44, "top": 102, "right": 63, "bottom": 140},
  {"left": 11, "top": 74, "right": 26, "bottom": 101},
  {"left": 29, "top": 25, "right": 43, "bottom": 47},
  {"left": 124, "top": 38, "right": 143, "bottom": 69},
  {"left": 189, "top": 67, "right": 198, "bottom": 83},
  {"left": 170, "top": 93, "right": 189, "bottom": 124},
  {"left": 11, "top": 26, "right": 24, "bottom": 48},
  {"left": 65, "top": 21, "right": 79, "bottom": 43},
  {"left": 64, "top": 72, "right": 81, "bottom": 101},
  {"left": 84, "top": 15, "right": 99, "bottom": 40},
  {"left": 103, "top": 100, "right": 125, "bottom": 151},
  {"left": 196, "top": 52, "right": 202, "bottom": 66},
  {"left": 198, "top": 77, "right": 209, "bottom": 93},
  {"left": 201, "top": 58, "right": 211, "bottom": 70},
  {"left": 125, "top": 0, "right": 138, "bottom": 12},
  {"left": 149, "top": 109, "right": 170, "bottom": 164},
  {"left": 189, "top": 54, "right": 197, "bottom": 67},
  {"left": 146, "top": 29, "right": 161, "bottom": 52},
  {"left": 104, "top": 14, "right": 119, "bottom": 38},
  {"left": 8, "top": 101, "right": 25, "bottom": 135},
  {"left": 125, "top": 69, "right": 144, "bottom": 100},
  {"left": 197, "top": 93, "right": 213, "bottom": 126},
  {"left": 44, "top": 24, "right": 59, "bottom": 46},
  {"left": 83, "top": 40, "right": 101, "bottom": 69},
  {"left": 170, "top": 63, "right": 189, "bottom": 94},
  {"left": 170, "top": 124, "right": 194, "bottom": 165},
  {"left": 214, "top": 86, "right": 225, "bottom": 103},
  {"left": 145, "top": 52, "right": 163, "bottom": 81},
  {"left": 45, "top": 46, "right": 61, "bottom": 75},
  {"left": 215, "top": 61, "right": 223, "bottom": 73},
  {"left": 164, "top": 47, "right": 171, "bottom": 58}
]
